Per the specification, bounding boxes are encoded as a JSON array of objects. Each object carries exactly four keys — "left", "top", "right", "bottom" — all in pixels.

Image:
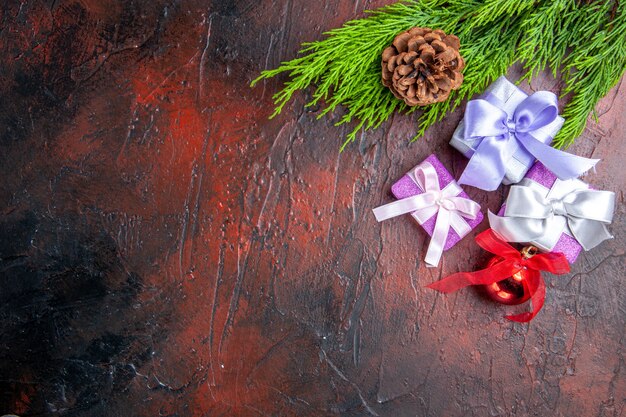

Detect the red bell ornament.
[{"left": 482, "top": 246, "right": 537, "bottom": 305}]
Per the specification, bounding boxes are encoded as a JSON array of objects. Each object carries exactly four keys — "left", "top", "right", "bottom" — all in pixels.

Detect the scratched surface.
[{"left": 0, "top": 1, "right": 624, "bottom": 416}]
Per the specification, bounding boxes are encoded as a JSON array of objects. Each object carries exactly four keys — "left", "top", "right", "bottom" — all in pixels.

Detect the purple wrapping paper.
[
  {"left": 391, "top": 154, "right": 483, "bottom": 250},
  {"left": 497, "top": 162, "right": 583, "bottom": 263}
]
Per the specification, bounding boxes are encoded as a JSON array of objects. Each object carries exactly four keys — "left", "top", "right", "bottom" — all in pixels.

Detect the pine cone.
[{"left": 382, "top": 27, "right": 464, "bottom": 106}]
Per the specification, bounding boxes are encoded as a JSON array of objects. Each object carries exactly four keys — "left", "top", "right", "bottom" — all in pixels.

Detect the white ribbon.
[
  {"left": 373, "top": 161, "right": 481, "bottom": 267},
  {"left": 489, "top": 178, "right": 615, "bottom": 251}
]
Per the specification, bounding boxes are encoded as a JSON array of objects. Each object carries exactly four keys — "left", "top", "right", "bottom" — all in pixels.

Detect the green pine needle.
[{"left": 251, "top": 0, "right": 626, "bottom": 150}]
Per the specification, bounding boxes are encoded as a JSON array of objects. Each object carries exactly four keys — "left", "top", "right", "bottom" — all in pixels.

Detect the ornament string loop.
[
  {"left": 372, "top": 161, "right": 480, "bottom": 267},
  {"left": 458, "top": 91, "right": 599, "bottom": 191},
  {"left": 427, "top": 229, "right": 570, "bottom": 322}
]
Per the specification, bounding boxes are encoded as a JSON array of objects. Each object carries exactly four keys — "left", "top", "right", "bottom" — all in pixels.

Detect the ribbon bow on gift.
[
  {"left": 489, "top": 182, "right": 615, "bottom": 251},
  {"left": 459, "top": 91, "right": 599, "bottom": 191},
  {"left": 428, "top": 229, "right": 570, "bottom": 322},
  {"left": 372, "top": 161, "right": 480, "bottom": 267}
]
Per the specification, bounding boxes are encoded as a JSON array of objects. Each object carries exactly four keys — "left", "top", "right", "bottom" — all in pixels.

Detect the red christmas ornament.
[
  {"left": 482, "top": 246, "right": 537, "bottom": 306},
  {"left": 427, "top": 229, "right": 570, "bottom": 322}
]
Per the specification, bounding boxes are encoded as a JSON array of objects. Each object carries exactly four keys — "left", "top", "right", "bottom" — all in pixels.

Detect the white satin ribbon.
[
  {"left": 373, "top": 162, "right": 481, "bottom": 267},
  {"left": 489, "top": 178, "right": 615, "bottom": 251}
]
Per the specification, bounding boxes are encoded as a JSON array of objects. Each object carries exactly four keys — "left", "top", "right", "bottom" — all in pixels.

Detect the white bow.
[
  {"left": 489, "top": 179, "right": 615, "bottom": 251},
  {"left": 373, "top": 162, "right": 481, "bottom": 267}
]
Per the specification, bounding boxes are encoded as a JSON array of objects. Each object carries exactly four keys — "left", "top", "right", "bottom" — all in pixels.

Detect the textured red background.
[{"left": 0, "top": 1, "right": 624, "bottom": 416}]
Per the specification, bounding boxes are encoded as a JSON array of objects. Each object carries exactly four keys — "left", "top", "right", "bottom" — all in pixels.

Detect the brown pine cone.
[{"left": 382, "top": 27, "right": 464, "bottom": 106}]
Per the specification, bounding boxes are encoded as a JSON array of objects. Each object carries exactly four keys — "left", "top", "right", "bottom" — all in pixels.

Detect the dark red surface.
[{"left": 0, "top": 1, "right": 624, "bottom": 416}]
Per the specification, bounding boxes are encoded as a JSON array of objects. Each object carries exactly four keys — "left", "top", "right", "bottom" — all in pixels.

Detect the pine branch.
[
  {"left": 556, "top": 0, "right": 626, "bottom": 147},
  {"left": 251, "top": 0, "right": 626, "bottom": 150}
]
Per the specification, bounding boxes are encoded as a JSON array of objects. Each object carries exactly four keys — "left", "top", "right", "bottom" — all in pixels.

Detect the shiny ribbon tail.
[
  {"left": 372, "top": 193, "right": 435, "bottom": 222},
  {"left": 506, "top": 252, "right": 568, "bottom": 322},
  {"left": 569, "top": 220, "right": 614, "bottom": 251},
  {"left": 424, "top": 208, "right": 450, "bottom": 268},
  {"left": 516, "top": 133, "right": 599, "bottom": 180},
  {"left": 427, "top": 259, "right": 520, "bottom": 292}
]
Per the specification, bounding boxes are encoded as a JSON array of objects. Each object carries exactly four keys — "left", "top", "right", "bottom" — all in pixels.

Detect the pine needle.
[{"left": 251, "top": 0, "right": 626, "bottom": 150}]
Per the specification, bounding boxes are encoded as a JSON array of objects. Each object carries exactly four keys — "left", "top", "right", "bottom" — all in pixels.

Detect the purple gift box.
[
  {"left": 390, "top": 154, "right": 483, "bottom": 250},
  {"left": 496, "top": 162, "right": 587, "bottom": 263}
]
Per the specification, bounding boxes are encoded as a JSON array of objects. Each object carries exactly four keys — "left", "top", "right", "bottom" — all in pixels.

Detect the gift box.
[
  {"left": 372, "top": 154, "right": 483, "bottom": 267},
  {"left": 450, "top": 76, "right": 565, "bottom": 188},
  {"left": 489, "top": 162, "right": 616, "bottom": 264}
]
